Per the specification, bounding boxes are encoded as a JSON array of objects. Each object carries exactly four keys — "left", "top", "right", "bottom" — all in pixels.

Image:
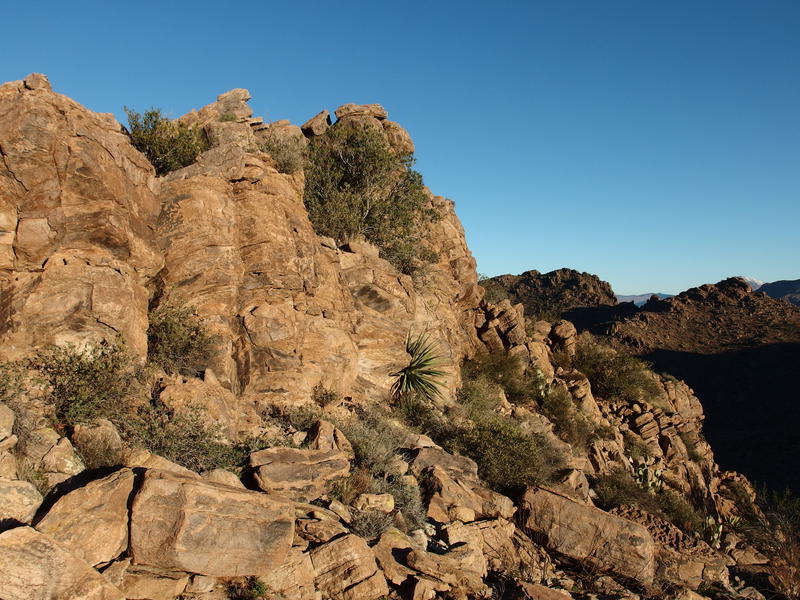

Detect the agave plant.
[{"left": 391, "top": 333, "right": 446, "bottom": 401}]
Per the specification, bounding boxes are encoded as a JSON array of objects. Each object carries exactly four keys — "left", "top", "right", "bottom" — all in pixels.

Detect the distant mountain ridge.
[
  {"left": 758, "top": 278, "right": 800, "bottom": 307},
  {"left": 616, "top": 292, "right": 673, "bottom": 306}
]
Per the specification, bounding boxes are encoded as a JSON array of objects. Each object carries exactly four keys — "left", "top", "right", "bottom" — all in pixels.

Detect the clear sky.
[{"left": 3, "top": 1, "right": 798, "bottom": 295}]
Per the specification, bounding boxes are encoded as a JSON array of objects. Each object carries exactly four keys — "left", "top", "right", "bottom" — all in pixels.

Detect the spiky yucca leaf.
[{"left": 391, "top": 333, "right": 446, "bottom": 401}]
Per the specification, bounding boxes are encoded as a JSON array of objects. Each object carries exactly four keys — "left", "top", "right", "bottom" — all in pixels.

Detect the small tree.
[
  {"left": 124, "top": 107, "right": 209, "bottom": 175},
  {"left": 304, "top": 123, "right": 439, "bottom": 274}
]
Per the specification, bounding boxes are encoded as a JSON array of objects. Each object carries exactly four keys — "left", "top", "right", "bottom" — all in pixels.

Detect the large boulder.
[
  {"left": 0, "top": 526, "right": 125, "bottom": 600},
  {"left": 520, "top": 487, "right": 656, "bottom": 586},
  {"left": 249, "top": 446, "right": 350, "bottom": 501},
  {"left": 35, "top": 468, "right": 135, "bottom": 566},
  {"left": 129, "top": 469, "right": 294, "bottom": 576},
  {"left": 309, "top": 534, "right": 389, "bottom": 600}
]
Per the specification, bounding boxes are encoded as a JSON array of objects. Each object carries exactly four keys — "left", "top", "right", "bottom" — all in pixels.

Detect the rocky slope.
[
  {"left": 0, "top": 75, "right": 792, "bottom": 600},
  {"left": 488, "top": 269, "right": 617, "bottom": 318}
]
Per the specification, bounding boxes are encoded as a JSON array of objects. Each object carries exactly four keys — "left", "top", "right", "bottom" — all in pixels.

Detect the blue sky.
[{"left": 3, "top": 1, "right": 798, "bottom": 294}]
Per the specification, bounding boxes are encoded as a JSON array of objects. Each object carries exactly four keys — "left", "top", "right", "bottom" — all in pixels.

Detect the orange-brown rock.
[
  {"left": 0, "top": 74, "right": 162, "bottom": 361},
  {"left": 0, "top": 526, "right": 125, "bottom": 600},
  {"left": 129, "top": 469, "right": 294, "bottom": 576},
  {"left": 520, "top": 487, "right": 656, "bottom": 586},
  {"left": 249, "top": 446, "right": 350, "bottom": 501},
  {"left": 36, "top": 468, "right": 135, "bottom": 566},
  {"left": 309, "top": 534, "right": 389, "bottom": 600}
]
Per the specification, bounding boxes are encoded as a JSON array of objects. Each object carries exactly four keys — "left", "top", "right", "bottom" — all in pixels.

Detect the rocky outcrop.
[
  {"left": 488, "top": 268, "right": 618, "bottom": 318},
  {"left": 0, "top": 74, "right": 788, "bottom": 600},
  {"left": 0, "top": 74, "right": 162, "bottom": 361},
  {"left": 129, "top": 469, "right": 295, "bottom": 576},
  {"left": 520, "top": 487, "right": 656, "bottom": 586},
  {"left": 0, "top": 526, "right": 125, "bottom": 600}
]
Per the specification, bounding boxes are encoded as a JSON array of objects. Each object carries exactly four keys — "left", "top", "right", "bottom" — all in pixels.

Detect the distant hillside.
[
  {"left": 759, "top": 278, "right": 800, "bottom": 307},
  {"left": 596, "top": 277, "right": 800, "bottom": 493},
  {"left": 485, "top": 268, "right": 616, "bottom": 319}
]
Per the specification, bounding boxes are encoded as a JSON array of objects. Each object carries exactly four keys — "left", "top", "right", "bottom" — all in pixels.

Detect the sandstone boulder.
[
  {"left": 35, "top": 468, "right": 134, "bottom": 565},
  {"left": 520, "top": 487, "right": 656, "bottom": 585},
  {"left": 261, "top": 546, "right": 317, "bottom": 600},
  {"left": 0, "top": 526, "right": 125, "bottom": 600},
  {"left": 310, "top": 534, "right": 389, "bottom": 600},
  {"left": 130, "top": 469, "right": 294, "bottom": 576},
  {"left": 301, "top": 110, "right": 331, "bottom": 137},
  {"left": 250, "top": 446, "right": 350, "bottom": 501},
  {"left": 0, "top": 477, "right": 43, "bottom": 524}
]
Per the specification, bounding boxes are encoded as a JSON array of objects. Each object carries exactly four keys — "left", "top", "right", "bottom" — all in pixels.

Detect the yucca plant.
[{"left": 391, "top": 333, "right": 446, "bottom": 401}]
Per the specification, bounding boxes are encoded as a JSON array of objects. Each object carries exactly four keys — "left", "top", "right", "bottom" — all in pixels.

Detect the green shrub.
[
  {"left": 395, "top": 392, "right": 437, "bottom": 429},
  {"left": 461, "top": 351, "right": 539, "bottom": 405},
  {"left": 219, "top": 112, "right": 238, "bottom": 122},
  {"left": 623, "top": 431, "right": 651, "bottom": 462},
  {"left": 124, "top": 108, "right": 209, "bottom": 176},
  {"left": 260, "top": 128, "right": 307, "bottom": 173},
  {"left": 337, "top": 409, "right": 405, "bottom": 476},
  {"left": 147, "top": 296, "right": 217, "bottom": 377},
  {"left": 391, "top": 333, "right": 446, "bottom": 402},
  {"left": 593, "top": 470, "right": 660, "bottom": 513},
  {"left": 304, "top": 123, "right": 439, "bottom": 275},
  {"left": 445, "top": 414, "right": 562, "bottom": 494},
  {"left": 226, "top": 576, "right": 268, "bottom": 600},
  {"left": 594, "top": 470, "right": 704, "bottom": 536},
  {"left": 26, "top": 341, "right": 135, "bottom": 426},
  {"left": 120, "top": 403, "right": 238, "bottom": 472},
  {"left": 573, "top": 335, "right": 661, "bottom": 404},
  {"left": 312, "top": 384, "right": 339, "bottom": 408},
  {"left": 539, "top": 386, "right": 595, "bottom": 451}
]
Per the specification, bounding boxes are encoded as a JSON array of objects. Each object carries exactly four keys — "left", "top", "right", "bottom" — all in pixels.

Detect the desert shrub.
[
  {"left": 395, "top": 392, "right": 437, "bottom": 429},
  {"left": 312, "top": 384, "right": 339, "bottom": 408},
  {"left": 304, "top": 123, "right": 439, "bottom": 275},
  {"left": 594, "top": 470, "right": 704, "bottom": 535},
  {"left": 445, "top": 414, "right": 562, "bottom": 494},
  {"left": 226, "top": 576, "right": 268, "bottom": 600},
  {"left": 349, "top": 508, "right": 395, "bottom": 540},
  {"left": 219, "top": 112, "right": 238, "bottom": 122},
  {"left": 260, "top": 128, "right": 307, "bottom": 173},
  {"left": 26, "top": 341, "right": 135, "bottom": 426},
  {"left": 124, "top": 108, "right": 209, "bottom": 176},
  {"left": 593, "top": 470, "right": 661, "bottom": 514},
  {"left": 739, "top": 488, "right": 800, "bottom": 599},
  {"left": 573, "top": 334, "right": 661, "bottom": 404},
  {"left": 381, "top": 476, "right": 426, "bottom": 531},
  {"left": 658, "top": 488, "right": 703, "bottom": 534},
  {"left": 147, "top": 296, "right": 217, "bottom": 377},
  {"left": 15, "top": 458, "right": 50, "bottom": 496},
  {"left": 120, "top": 403, "right": 237, "bottom": 472},
  {"left": 338, "top": 408, "right": 405, "bottom": 476},
  {"left": 391, "top": 333, "right": 446, "bottom": 402},
  {"left": 623, "top": 431, "right": 650, "bottom": 462},
  {"left": 462, "top": 351, "right": 540, "bottom": 405},
  {"left": 539, "top": 386, "right": 595, "bottom": 451}
]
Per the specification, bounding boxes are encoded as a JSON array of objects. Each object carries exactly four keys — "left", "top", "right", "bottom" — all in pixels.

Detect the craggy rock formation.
[
  {"left": 490, "top": 268, "right": 618, "bottom": 318},
  {"left": 599, "top": 277, "right": 800, "bottom": 494},
  {"left": 0, "top": 75, "right": 790, "bottom": 600}
]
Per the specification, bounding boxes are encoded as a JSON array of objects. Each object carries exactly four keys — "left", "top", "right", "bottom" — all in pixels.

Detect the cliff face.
[
  {"left": 0, "top": 76, "right": 791, "bottom": 600},
  {"left": 0, "top": 76, "right": 484, "bottom": 419}
]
